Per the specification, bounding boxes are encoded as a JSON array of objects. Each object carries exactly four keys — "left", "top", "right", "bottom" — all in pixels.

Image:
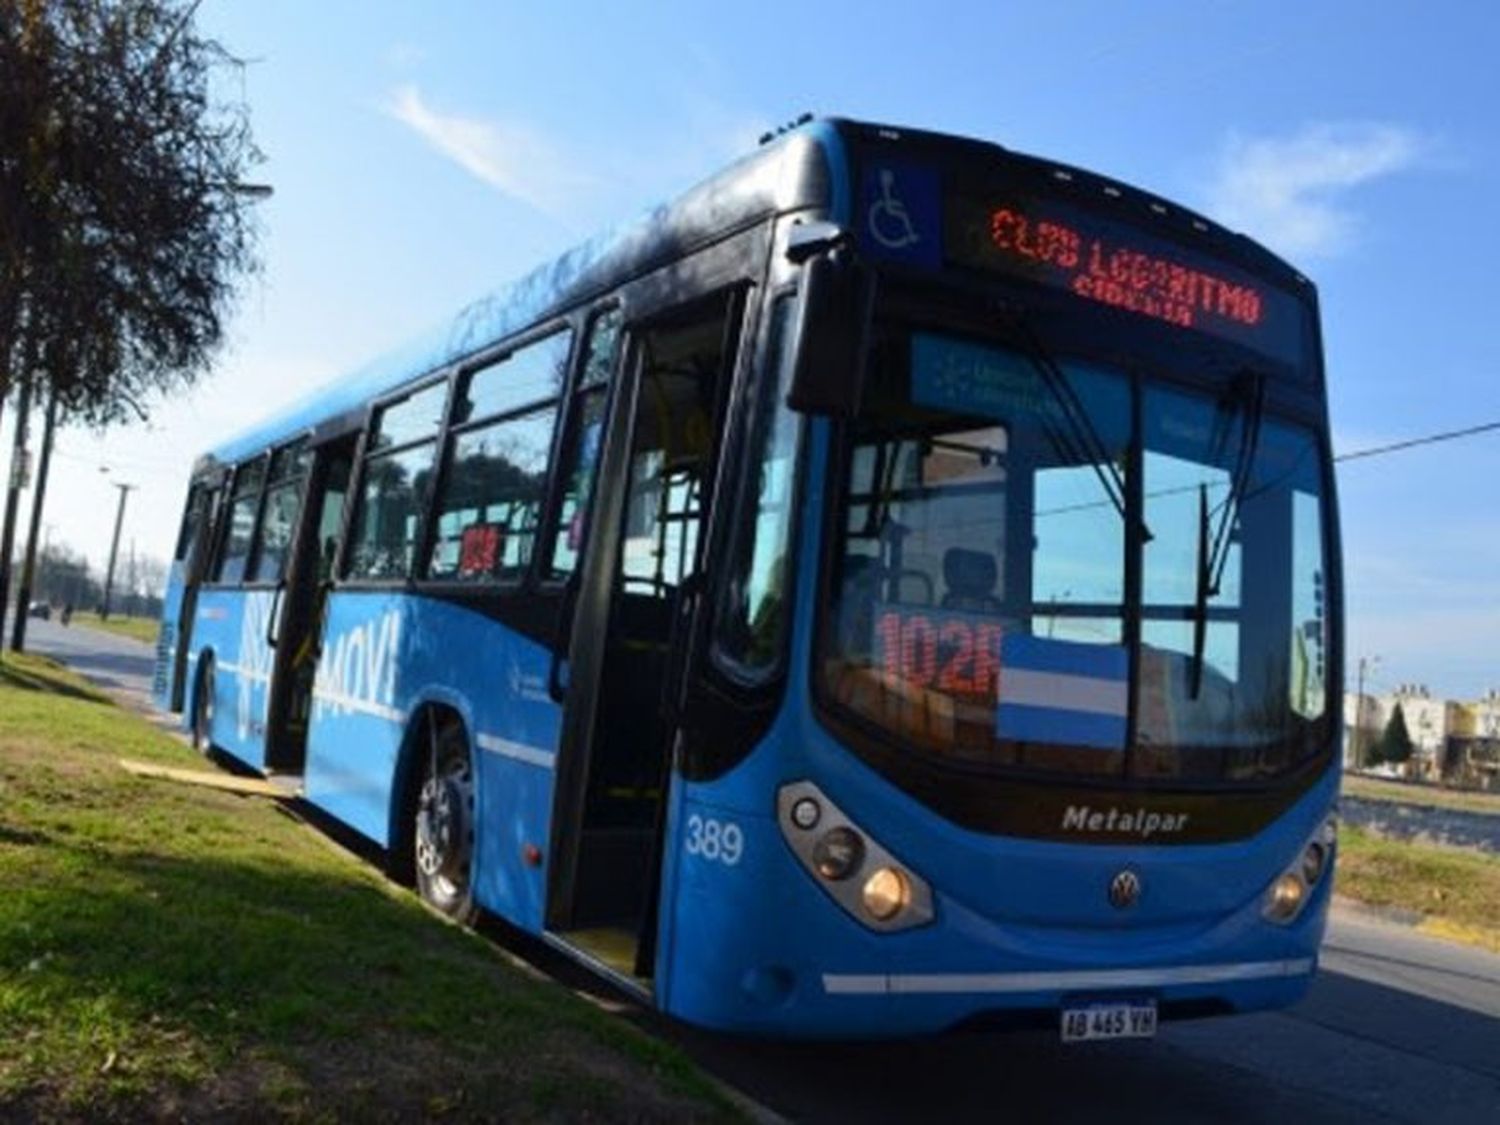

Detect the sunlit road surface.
[
  {"left": 19, "top": 611, "right": 160, "bottom": 713},
  {"left": 22, "top": 615, "right": 1500, "bottom": 1123}
]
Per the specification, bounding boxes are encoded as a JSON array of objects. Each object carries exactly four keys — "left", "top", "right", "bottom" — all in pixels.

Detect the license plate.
[{"left": 1060, "top": 1000, "right": 1157, "bottom": 1043}]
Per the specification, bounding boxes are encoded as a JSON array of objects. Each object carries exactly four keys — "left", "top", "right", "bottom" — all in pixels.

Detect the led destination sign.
[{"left": 945, "top": 192, "right": 1307, "bottom": 366}]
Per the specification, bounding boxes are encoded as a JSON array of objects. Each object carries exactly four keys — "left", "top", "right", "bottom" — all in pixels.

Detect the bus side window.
[
  {"left": 346, "top": 381, "right": 448, "bottom": 580},
  {"left": 546, "top": 307, "right": 621, "bottom": 580},
  {"left": 212, "top": 457, "right": 267, "bottom": 585},
  {"left": 714, "top": 296, "right": 802, "bottom": 675},
  {"left": 425, "top": 329, "right": 573, "bottom": 582},
  {"left": 248, "top": 440, "right": 311, "bottom": 584},
  {"left": 173, "top": 484, "right": 208, "bottom": 573}
]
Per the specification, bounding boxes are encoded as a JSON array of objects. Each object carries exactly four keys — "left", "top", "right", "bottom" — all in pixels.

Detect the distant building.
[
  {"left": 1342, "top": 685, "right": 1500, "bottom": 789},
  {"left": 1447, "top": 691, "right": 1500, "bottom": 789}
]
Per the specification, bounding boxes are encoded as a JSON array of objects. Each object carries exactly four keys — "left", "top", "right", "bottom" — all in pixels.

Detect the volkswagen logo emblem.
[{"left": 1109, "top": 869, "right": 1141, "bottom": 909}]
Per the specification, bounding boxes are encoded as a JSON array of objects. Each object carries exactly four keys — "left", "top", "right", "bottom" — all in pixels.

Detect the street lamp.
[{"left": 228, "top": 182, "right": 273, "bottom": 200}]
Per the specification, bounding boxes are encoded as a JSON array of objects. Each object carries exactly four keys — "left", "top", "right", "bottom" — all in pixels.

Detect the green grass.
[
  {"left": 1337, "top": 824, "right": 1500, "bottom": 952},
  {"left": 0, "top": 652, "right": 734, "bottom": 1122},
  {"left": 1341, "top": 772, "right": 1500, "bottom": 816},
  {"left": 68, "top": 611, "right": 159, "bottom": 645}
]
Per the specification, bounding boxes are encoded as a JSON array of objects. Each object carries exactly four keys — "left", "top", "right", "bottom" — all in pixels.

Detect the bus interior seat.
[{"left": 941, "top": 547, "right": 1002, "bottom": 614}]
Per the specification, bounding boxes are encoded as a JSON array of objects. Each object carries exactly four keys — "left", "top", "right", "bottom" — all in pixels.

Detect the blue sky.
[{"left": 8, "top": 0, "right": 1497, "bottom": 698}]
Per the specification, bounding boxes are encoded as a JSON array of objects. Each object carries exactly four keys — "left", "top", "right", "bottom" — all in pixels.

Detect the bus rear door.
[{"left": 262, "top": 434, "right": 356, "bottom": 774}]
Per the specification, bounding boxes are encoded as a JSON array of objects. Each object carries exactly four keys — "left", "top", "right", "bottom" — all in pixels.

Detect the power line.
[
  {"left": 1335, "top": 419, "right": 1500, "bottom": 463},
  {"left": 1031, "top": 417, "right": 1497, "bottom": 519}
]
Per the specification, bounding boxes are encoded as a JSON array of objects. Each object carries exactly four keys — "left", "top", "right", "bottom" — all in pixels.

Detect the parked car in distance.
[{"left": 26, "top": 601, "right": 51, "bottom": 620}]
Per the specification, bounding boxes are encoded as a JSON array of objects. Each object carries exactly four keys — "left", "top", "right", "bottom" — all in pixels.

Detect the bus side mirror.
[{"left": 785, "top": 245, "right": 874, "bottom": 417}]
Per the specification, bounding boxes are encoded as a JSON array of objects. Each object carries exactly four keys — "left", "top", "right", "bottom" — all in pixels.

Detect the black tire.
[
  {"left": 413, "top": 720, "right": 478, "bottom": 924},
  {"left": 192, "top": 657, "right": 215, "bottom": 755}
]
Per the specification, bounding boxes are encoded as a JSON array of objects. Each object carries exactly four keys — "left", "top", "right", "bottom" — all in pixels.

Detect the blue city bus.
[{"left": 154, "top": 118, "right": 1341, "bottom": 1040}]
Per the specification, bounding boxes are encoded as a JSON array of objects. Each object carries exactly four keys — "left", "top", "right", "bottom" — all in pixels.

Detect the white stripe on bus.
[
  {"left": 475, "top": 732, "right": 555, "bottom": 769},
  {"left": 215, "top": 661, "right": 270, "bottom": 684},
  {"left": 309, "top": 686, "right": 405, "bottom": 724},
  {"left": 229, "top": 680, "right": 551, "bottom": 768},
  {"left": 999, "top": 667, "right": 1128, "bottom": 717},
  {"left": 822, "top": 957, "right": 1315, "bottom": 995}
]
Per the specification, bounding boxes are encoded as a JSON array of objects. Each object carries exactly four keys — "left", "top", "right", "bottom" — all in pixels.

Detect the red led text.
[
  {"left": 458, "top": 523, "right": 503, "bottom": 576},
  {"left": 874, "top": 609, "right": 1002, "bottom": 699},
  {"left": 987, "top": 206, "right": 1264, "bottom": 333}
]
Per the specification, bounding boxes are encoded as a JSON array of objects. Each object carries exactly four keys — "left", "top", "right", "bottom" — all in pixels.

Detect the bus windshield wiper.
[
  {"left": 1188, "top": 370, "right": 1266, "bottom": 699},
  {"left": 1008, "top": 320, "right": 1151, "bottom": 546}
]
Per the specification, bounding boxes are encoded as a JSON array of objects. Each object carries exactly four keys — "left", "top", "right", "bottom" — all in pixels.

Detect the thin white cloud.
[
  {"left": 384, "top": 85, "right": 594, "bottom": 219},
  {"left": 385, "top": 42, "right": 428, "bottom": 70},
  {"left": 1206, "top": 123, "right": 1424, "bottom": 258}
]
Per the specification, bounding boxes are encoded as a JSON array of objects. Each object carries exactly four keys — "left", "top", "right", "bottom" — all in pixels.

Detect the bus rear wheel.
[
  {"left": 414, "top": 722, "right": 477, "bottom": 924},
  {"left": 192, "top": 658, "right": 215, "bottom": 755}
]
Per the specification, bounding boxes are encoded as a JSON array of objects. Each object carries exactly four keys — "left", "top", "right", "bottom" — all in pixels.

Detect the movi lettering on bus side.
[
  {"left": 315, "top": 611, "right": 402, "bottom": 719},
  {"left": 234, "top": 590, "right": 278, "bottom": 741}
]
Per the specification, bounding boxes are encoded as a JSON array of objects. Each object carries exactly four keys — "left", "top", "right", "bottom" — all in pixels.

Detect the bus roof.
[
  {"left": 204, "top": 121, "right": 844, "bottom": 470},
  {"left": 203, "top": 115, "right": 1308, "bottom": 471}
]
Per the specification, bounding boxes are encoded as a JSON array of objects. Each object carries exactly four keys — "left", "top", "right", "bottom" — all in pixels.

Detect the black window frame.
[
  {"left": 709, "top": 288, "right": 807, "bottom": 686},
  {"left": 418, "top": 320, "right": 578, "bottom": 589},
  {"left": 207, "top": 454, "right": 270, "bottom": 587},
  {"left": 245, "top": 437, "right": 313, "bottom": 587},
  {"left": 172, "top": 483, "right": 203, "bottom": 563},
  {"left": 341, "top": 373, "right": 453, "bottom": 586},
  {"left": 538, "top": 304, "right": 623, "bottom": 589}
]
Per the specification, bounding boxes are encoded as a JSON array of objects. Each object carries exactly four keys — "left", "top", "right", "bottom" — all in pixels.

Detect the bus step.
[
  {"left": 556, "top": 927, "right": 648, "bottom": 985},
  {"left": 262, "top": 771, "right": 306, "bottom": 798}
]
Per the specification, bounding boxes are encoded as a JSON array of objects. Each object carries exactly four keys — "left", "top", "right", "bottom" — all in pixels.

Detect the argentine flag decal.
[{"left": 996, "top": 635, "right": 1129, "bottom": 750}]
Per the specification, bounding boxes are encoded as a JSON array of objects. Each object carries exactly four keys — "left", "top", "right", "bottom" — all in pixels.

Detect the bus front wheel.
[{"left": 414, "top": 721, "right": 478, "bottom": 925}]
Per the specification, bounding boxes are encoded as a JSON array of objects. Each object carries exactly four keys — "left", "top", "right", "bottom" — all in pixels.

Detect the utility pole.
[
  {"left": 1353, "top": 655, "right": 1380, "bottom": 770},
  {"left": 101, "top": 482, "right": 136, "bottom": 620}
]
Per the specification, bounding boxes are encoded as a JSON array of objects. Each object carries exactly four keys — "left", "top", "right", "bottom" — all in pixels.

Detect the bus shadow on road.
[{"left": 642, "top": 968, "right": 1499, "bottom": 1124}]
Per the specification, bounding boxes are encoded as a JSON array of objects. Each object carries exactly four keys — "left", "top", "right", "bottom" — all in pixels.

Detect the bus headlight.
[
  {"left": 813, "top": 827, "right": 865, "bottom": 880},
  {"left": 1263, "top": 812, "right": 1336, "bottom": 925},
  {"left": 778, "top": 780, "right": 934, "bottom": 933},
  {"left": 1265, "top": 873, "right": 1306, "bottom": 921},
  {"left": 1301, "top": 841, "right": 1328, "bottom": 886},
  {"left": 862, "top": 867, "right": 911, "bottom": 921}
]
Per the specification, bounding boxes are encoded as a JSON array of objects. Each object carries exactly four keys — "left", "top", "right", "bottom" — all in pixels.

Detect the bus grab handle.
[{"left": 265, "top": 580, "right": 286, "bottom": 649}]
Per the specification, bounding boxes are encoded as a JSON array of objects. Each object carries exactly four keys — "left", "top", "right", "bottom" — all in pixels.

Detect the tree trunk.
[
  {"left": 11, "top": 388, "right": 57, "bottom": 652},
  {"left": 0, "top": 371, "right": 34, "bottom": 642}
]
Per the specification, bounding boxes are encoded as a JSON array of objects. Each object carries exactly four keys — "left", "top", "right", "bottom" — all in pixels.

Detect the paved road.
[
  {"left": 22, "top": 617, "right": 1500, "bottom": 1122},
  {"left": 658, "top": 911, "right": 1499, "bottom": 1124},
  {"left": 20, "top": 612, "right": 161, "bottom": 714}
]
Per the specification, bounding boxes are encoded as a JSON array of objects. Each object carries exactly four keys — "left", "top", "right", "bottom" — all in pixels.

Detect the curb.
[{"left": 1331, "top": 894, "right": 1425, "bottom": 929}]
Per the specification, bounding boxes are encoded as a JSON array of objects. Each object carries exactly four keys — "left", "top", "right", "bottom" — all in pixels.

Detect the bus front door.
[{"left": 548, "top": 289, "right": 744, "bottom": 983}]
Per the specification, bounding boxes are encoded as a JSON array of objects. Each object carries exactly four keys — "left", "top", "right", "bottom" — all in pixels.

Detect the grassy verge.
[
  {"left": 67, "top": 611, "right": 159, "bottom": 645},
  {"left": 1341, "top": 772, "right": 1500, "bottom": 816},
  {"left": 0, "top": 652, "right": 734, "bottom": 1123},
  {"left": 1337, "top": 824, "right": 1500, "bottom": 953}
]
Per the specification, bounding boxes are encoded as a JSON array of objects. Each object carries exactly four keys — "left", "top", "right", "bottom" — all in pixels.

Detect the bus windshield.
[{"left": 819, "top": 321, "right": 1331, "bottom": 785}]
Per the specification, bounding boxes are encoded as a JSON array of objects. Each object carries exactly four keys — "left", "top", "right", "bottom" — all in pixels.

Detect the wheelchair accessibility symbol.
[
  {"left": 869, "top": 169, "right": 920, "bottom": 250},
  {"left": 861, "top": 163, "right": 940, "bottom": 268}
]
